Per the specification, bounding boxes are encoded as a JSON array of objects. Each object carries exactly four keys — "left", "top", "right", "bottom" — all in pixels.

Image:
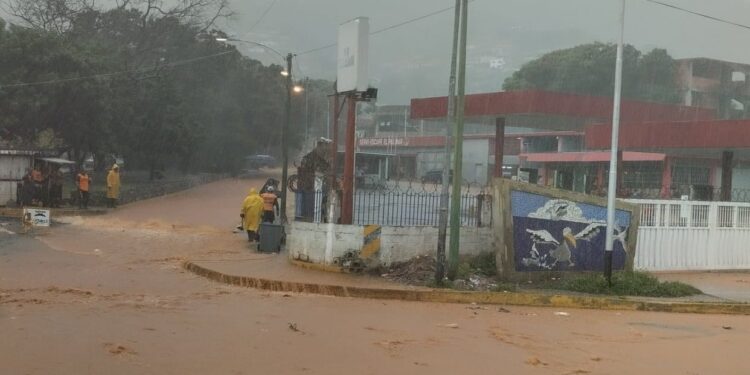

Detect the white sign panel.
[
  {"left": 337, "top": 17, "right": 369, "bottom": 93},
  {"left": 23, "top": 208, "right": 50, "bottom": 227}
]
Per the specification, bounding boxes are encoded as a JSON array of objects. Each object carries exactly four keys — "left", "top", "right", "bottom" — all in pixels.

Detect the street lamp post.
[
  {"left": 216, "top": 37, "right": 302, "bottom": 223},
  {"left": 605, "top": 0, "right": 627, "bottom": 285},
  {"left": 281, "top": 52, "right": 293, "bottom": 223}
]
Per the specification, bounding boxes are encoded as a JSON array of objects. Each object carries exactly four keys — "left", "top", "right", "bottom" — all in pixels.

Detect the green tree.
[
  {"left": 503, "top": 42, "right": 681, "bottom": 103},
  {"left": 0, "top": 1, "right": 333, "bottom": 178}
]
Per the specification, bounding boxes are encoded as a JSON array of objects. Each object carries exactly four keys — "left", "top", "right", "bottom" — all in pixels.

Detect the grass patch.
[
  {"left": 456, "top": 252, "right": 497, "bottom": 279},
  {"left": 551, "top": 272, "right": 701, "bottom": 297},
  {"left": 468, "top": 252, "right": 497, "bottom": 277}
]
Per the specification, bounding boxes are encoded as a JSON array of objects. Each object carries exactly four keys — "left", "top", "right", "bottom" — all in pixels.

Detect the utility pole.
[
  {"left": 280, "top": 52, "right": 293, "bottom": 223},
  {"left": 304, "top": 77, "right": 310, "bottom": 148},
  {"left": 447, "top": 0, "right": 469, "bottom": 280},
  {"left": 436, "top": 0, "right": 462, "bottom": 284},
  {"left": 605, "top": 0, "right": 626, "bottom": 285},
  {"left": 341, "top": 95, "right": 357, "bottom": 224}
]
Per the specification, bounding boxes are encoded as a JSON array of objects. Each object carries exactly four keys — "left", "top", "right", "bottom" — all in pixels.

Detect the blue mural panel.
[{"left": 511, "top": 190, "right": 631, "bottom": 272}]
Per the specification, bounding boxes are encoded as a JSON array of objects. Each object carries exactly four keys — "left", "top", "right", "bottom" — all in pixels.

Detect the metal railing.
[
  {"left": 628, "top": 199, "right": 750, "bottom": 228},
  {"left": 294, "top": 178, "right": 492, "bottom": 227},
  {"left": 627, "top": 198, "right": 750, "bottom": 271},
  {"left": 592, "top": 184, "right": 750, "bottom": 203}
]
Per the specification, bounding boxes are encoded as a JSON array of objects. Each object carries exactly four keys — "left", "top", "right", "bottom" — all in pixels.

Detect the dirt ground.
[{"left": 2, "top": 176, "right": 749, "bottom": 374}]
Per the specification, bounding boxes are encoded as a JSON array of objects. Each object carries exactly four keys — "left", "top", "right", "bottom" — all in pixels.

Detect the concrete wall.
[{"left": 288, "top": 221, "right": 495, "bottom": 269}]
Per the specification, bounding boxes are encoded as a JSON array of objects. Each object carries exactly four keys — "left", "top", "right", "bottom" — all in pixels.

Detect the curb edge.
[{"left": 183, "top": 260, "right": 750, "bottom": 315}]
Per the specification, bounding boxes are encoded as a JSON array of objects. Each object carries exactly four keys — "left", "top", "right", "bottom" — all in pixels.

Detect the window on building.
[
  {"left": 691, "top": 90, "right": 707, "bottom": 107},
  {"left": 692, "top": 60, "right": 718, "bottom": 79},
  {"left": 672, "top": 165, "right": 711, "bottom": 187},
  {"left": 621, "top": 163, "right": 662, "bottom": 189}
]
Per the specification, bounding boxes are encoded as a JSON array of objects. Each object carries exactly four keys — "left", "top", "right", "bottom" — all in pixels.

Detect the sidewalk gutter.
[{"left": 183, "top": 261, "right": 750, "bottom": 315}]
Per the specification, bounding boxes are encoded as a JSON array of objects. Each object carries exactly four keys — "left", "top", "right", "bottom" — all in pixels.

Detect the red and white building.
[{"left": 386, "top": 89, "right": 750, "bottom": 200}]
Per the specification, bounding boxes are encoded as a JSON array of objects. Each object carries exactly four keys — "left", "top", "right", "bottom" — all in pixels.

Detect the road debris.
[
  {"left": 466, "top": 303, "right": 487, "bottom": 310},
  {"left": 438, "top": 323, "right": 459, "bottom": 329},
  {"left": 381, "top": 256, "right": 498, "bottom": 291},
  {"left": 554, "top": 311, "right": 571, "bottom": 317},
  {"left": 288, "top": 322, "right": 305, "bottom": 334}
]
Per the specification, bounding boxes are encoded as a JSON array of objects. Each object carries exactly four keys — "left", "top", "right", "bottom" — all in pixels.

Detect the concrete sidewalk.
[
  {"left": 656, "top": 272, "right": 750, "bottom": 303},
  {"left": 185, "top": 253, "right": 750, "bottom": 315}
]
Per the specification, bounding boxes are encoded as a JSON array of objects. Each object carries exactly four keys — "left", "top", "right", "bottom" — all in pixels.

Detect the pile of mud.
[{"left": 381, "top": 255, "right": 499, "bottom": 291}]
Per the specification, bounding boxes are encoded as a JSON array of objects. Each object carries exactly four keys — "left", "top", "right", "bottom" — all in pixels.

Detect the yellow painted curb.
[{"left": 183, "top": 261, "right": 750, "bottom": 315}]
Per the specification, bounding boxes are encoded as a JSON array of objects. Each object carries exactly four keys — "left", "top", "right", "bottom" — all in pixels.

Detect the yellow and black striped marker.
[{"left": 361, "top": 225, "right": 382, "bottom": 258}]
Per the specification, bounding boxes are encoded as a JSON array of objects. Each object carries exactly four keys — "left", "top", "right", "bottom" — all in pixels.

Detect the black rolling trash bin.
[{"left": 258, "top": 222, "right": 284, "bottom": 253}]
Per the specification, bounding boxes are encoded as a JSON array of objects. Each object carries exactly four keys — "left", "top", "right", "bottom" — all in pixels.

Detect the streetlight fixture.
[
  {"left": 215, "top": 37, "right": 286, "bottom": 60},
  {"left": 216, "top": 36, "right": 299, "bottom": 223},
  {"left": 293, "top": 85, "right": 304, "bottom": 93}
]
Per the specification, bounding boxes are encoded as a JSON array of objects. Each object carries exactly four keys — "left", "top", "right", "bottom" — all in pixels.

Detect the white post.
[{"left": 605, "top": 0, "right": 626, "bottom": 283}]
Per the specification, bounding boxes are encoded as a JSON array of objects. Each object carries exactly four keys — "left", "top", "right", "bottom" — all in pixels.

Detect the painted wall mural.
[{"left": 511, "top": 190, "right": 631, "bottom": 272}]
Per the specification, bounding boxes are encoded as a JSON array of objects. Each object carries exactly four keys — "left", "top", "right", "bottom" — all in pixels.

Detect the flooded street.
[{"left": 1, "top": 177, "right": 749, "bottom": 374}]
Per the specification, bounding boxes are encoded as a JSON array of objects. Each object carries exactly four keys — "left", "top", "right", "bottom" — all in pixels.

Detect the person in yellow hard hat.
[
  {"left": 241, "top": 188, "right": 263, "bottom": 242},
  {"left": 106, "top": 164, "right": 121, "bottom": 208}
]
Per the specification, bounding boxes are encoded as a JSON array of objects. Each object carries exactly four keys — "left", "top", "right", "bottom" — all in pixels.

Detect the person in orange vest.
[
  {"left": 260, "top": 186, "right": 277, "bottom": 223},
  {"left": 76, "top": 169, "right": 91, "bottom": 209}
]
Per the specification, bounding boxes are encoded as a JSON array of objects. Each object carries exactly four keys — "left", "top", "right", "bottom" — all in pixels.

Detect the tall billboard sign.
[{"left": 337, "top": 17, "right": 369, "bottom": 93}]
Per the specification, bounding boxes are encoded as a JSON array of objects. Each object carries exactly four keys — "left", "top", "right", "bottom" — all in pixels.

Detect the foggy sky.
[
  {"left": 223, "top": 0, "right": 750, "bottom": 105},
  {"left": 5, "top": 0, "right": 750, "bottom": 105}
]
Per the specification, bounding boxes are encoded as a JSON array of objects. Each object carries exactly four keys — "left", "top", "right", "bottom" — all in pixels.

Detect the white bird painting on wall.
[{"left": 525, "top": 222, "right": 607, "bottom": 269}]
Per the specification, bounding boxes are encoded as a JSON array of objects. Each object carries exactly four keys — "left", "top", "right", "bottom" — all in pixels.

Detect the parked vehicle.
[{"left": 245, "top": 155, "right": 277, "bottom": 170}]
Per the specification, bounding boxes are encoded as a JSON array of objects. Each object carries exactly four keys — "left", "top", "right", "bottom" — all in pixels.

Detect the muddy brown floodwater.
[{"left": 1, "top": 176, "right": 749, "bottom": 374}]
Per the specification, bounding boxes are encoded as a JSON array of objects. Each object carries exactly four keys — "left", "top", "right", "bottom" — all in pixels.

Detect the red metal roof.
[
  {"left": 521, "top": 151, "right": 666, "bottom": 163},
  {"left": 464, "top": 131, "right": 583, "bottom": 139},
  {"left": 410, "top": 90, "right": 714, "bottom": 122},
  {"left": 585, "top": 119, "right": 750, "bottom": 149}
]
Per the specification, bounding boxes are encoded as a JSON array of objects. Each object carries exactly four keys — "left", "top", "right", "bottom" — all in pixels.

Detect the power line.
[
  {"left": 242, "top": 0, "right": 278, "bottom": 38},
  {"left": 371, "top": 3, "right": 465, "bottom": 36},
  {"left": 0, "top": 51, "right": 234, "bottom": 89},
  {"left": 298, "top": 1, "right": 477, "bottom": 56},
  {"left": 644, "top": 0, "right": 750, "bottom": 31}
]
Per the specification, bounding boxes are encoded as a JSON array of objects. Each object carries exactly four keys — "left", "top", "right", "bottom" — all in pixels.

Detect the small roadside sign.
[{"left": 23, "top": 208, "right": 50, "bottom": 227}]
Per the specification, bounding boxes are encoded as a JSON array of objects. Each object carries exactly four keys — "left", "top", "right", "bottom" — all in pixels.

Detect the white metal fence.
[{"left": 628, "top": 199, "right": 750, "bottom": 271}]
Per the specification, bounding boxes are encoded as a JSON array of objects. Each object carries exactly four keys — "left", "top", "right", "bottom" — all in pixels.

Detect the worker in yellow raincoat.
[
  {"left": 106, "top": 164, "right": 121, "bottom": 208},
  {"left": 241, "top": 188, "right": 263, "bottom": 242}
]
